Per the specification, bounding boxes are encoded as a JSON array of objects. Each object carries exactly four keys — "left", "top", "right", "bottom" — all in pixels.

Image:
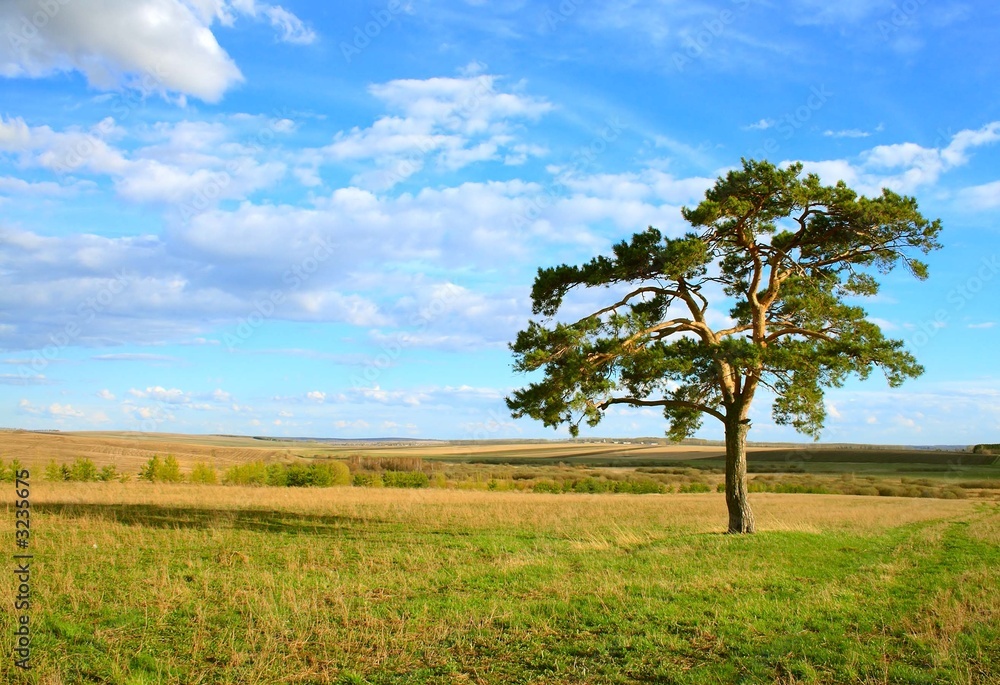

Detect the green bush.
[
  {"left": 0, "top": 459, "right": 27, "bottom": 482},
  {"left": 266, "top": 463, "right": 288, "bottom": 487},
  {"left": 140, "top": 455, "right": 183, "bottom": 483},
  {"left": 532, "top": 480, "right": 561, "bottom": 493},
  {"left": 224, "top": 461, "right": 269, "bottom": 486},
  {"left": 97, "top": 465, "right": 119, "bottom": 482},
  {"left": 139, "top": 456, "right": 161, "bottom": 482},
  {"left": 679, "top": 481, "right": 712, "bottom": 493},
  {"left": 45, "top": 460, "right": 66, "bottom": 482},
  {"left": 620, "top": 479, "right": 664, "bottom": 494},
  {"left": 286, "top": 463, "right": 311, "bottom": 487},
  {"left": 383, "top": 471, "right": 429, "bottom": 488},
  {"left": 69, "top": 457, "right": 99, "bottom": 482},
  {"left": 189, "top": 462, "right": 217, "bottom": 484},
  {"left": 224, "top": 460, "right": 351, "bottom": 487},
  {"left": 160, "top": 455, "right": 182, "bottom": 483},
  {"left": 306, "top": 461, "right": 350, "bottom": 487},
  {"left": 352, "top": 473, "right": 384, "bottom": 488},
  {"left": 567, "top": 477, "right": 607, "bottom": 493}
]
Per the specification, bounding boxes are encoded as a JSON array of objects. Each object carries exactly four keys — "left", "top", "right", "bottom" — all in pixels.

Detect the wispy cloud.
[{"left": 92, "top": 353, "right": 180, "bottom": 362}]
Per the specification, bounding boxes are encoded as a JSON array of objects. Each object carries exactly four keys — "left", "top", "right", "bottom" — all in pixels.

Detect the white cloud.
[
  {"left": 958, "top": 180, "right": 1000, "bottom": 211},
  {"left": 353, "top": 384, "right": 429, "bottom": 406},
  {"left": 0, "top": 116, "right": 31, "bottom": 149},
  {"left": 1, "top": 116, "right": 288, "bottom": 207},
  {"left": 129, "top": 386, "right": 189, "bottom": 404},
  {"left": 825, "top": 401, "right": 842, "bottom": 419},
  {"left": 794, "top": 121, "right": 1000, "bottom": 195},
  {"left": 0, "top": 0, "right": 314, "bottom": 102},
  {"left": 790, "top": 0, "right": 889, "bottom": 25},
  {"left": 97, "top": 389, "right": 116, "bottom": 400},
  {"left": 316, "top": 70, "right": 552, "bottom": 189},
  {"left": 823, "top": 128, "right": 871, "bottom": 138},
  {"left": 306, "top": 390, "right": 326, "bottom": 402},
  {"left": 92, "top": 353, "right": 181, "bottom": 362},
  {"left": 0, "top": 0, "right": 242, "bottom": 102},
  {"left": 262, "top": 6, "right": 316, "bottom": 44},
  {"left": 0, "top": 175, "right": 92, "bottom": 197},
  {"left": 334, "top": 419, "right": 370, "bottom": 430},
  {"left": 19, "top": 398, "right": 85, "bottom": 418},
  {"left": 968, "top": 322, "right": 996, "bottom": 329},
  {"left": 744, "top": 119, "right": 776, "bottom": 131},
  {"left": 0, "top": 159, "right": 726, "bottom": 351}
]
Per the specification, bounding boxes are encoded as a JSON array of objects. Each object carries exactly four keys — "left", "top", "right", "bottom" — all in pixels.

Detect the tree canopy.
[{"left": 507, "top": 159, "right": 942, "bottom": 532}]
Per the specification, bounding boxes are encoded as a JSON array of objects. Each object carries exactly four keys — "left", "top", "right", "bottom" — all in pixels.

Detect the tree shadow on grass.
[{"left": 34, "top": 502, "right": 385, "bottom": 537}]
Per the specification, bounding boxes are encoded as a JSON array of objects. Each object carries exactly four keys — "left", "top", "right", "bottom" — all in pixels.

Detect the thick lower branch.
[{"left": 597, "top": 397, "right": 725, "bottom": 423}]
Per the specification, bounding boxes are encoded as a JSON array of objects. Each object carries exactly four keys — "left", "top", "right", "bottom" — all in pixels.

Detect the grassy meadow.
[{"left": 2, "top": 431, "right": 999, "bottom": 683}]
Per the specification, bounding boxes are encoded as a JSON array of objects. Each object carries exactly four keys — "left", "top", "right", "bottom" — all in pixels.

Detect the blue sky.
[{"left": 0, "top": 0, "right": 998, "bottom": 444}]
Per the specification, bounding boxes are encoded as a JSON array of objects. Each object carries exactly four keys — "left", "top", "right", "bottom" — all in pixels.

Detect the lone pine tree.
[{"left": 507, "top": 159, "right": 942, "bottom": 533}]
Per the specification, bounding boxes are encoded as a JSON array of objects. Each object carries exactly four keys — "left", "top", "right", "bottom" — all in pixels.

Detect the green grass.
[{"left": 2, "top": 484, "right": 998, "bottom": 684}]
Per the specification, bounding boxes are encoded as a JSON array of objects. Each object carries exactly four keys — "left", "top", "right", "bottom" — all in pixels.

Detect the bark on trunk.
[{"left": 724, "top": 414, "right": 756, "bottom": 534}]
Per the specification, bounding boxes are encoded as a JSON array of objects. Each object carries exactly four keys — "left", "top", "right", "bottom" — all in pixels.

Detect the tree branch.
[
  {"left": 597, "top": 396, "right": 725, "bottom": 423},
  {"left": 587, "top": 286, "right": 678, "bottom": 320},
  {"left": 764, "top": 327, "right": 835, "bottom": 343}
]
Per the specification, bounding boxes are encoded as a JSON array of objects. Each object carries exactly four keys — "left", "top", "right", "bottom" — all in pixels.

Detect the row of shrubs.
[
  {"left": 44, "top": 458, "right": 129, "bottom": 483},
  {"left": 730, "top": 477, "right": 970, "bottom": 499},
  {"left": 223, "top": 460, "right": 350, "bottom": 487},
  {"left": 26, "top": 456, "right": 992, "bottom": 499}
]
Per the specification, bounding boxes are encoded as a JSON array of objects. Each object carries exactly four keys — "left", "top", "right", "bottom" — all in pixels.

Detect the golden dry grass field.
[
  {"left": 2, "top": 431, "right": 999, "bottom": 683},
  {"left": 1, "top": 482, "right": 998, "bottom": 683}
]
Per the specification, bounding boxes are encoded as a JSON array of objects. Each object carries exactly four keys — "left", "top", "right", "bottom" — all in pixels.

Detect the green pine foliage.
[{"left": 508, "top": 159, "right": 942, "bottom": 531}]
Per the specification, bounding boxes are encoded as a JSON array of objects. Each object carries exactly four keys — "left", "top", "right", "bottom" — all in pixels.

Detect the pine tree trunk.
[{"left": 724, "top": 414, "right": 756, "bottom": 534}]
